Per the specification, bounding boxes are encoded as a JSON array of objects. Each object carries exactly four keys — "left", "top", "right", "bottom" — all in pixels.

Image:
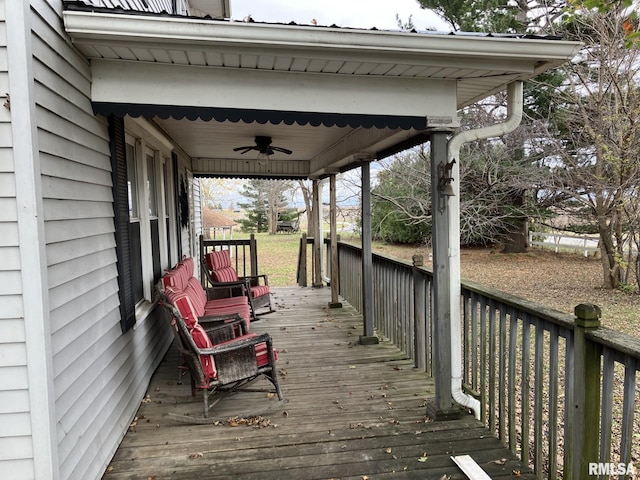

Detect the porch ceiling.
[{"left": 63, "top": 4, "right": 581, "bottom": 179}]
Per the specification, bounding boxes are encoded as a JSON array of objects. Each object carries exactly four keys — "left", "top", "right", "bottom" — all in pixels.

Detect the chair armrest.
[
  {"left": 197, "top": 332, "right": 272, "bottom": 356},
  {"left": 240, "top": 274, "right": 269, "bottom": 286},
  {"left": 200, "top": 315, "right": 249, "bottom": 337},
  {"left": 205, "top": 281, "right": 249, "bottom": 300}
]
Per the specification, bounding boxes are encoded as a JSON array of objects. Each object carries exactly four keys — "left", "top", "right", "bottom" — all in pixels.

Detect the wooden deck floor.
[{"left": 103, "top": 287, "right": 535, "bottom": 480}]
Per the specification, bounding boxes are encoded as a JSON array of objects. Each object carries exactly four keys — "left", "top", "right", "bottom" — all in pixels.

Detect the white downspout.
[{"left": 447, "top": 81, "right": 524, "bottom": 419}]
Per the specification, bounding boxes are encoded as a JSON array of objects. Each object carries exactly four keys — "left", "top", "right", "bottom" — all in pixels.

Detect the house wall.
[{"left": 0, "top": 1, "right": 175, "bottom": 479}]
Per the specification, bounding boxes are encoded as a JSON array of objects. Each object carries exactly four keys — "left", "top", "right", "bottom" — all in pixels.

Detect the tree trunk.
[
  {"left": 597, "top": 216, "right": 620, "bottom": 289},
  {"left": 502, "top": 190, "right": 528, "bottom": 253},
  {"left": 502, "top": 218, "right": 529, "bottom": 253},
  {"left": 298, "top": 180, "right": 315, "bottom": 238}
]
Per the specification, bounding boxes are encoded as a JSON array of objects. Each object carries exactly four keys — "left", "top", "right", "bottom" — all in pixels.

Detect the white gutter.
[{"left": 447, "top": 81, "right": 524, "bottom": 419}]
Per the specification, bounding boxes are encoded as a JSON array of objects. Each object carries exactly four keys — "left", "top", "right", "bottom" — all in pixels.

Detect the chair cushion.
[
  {"left": 204, "top": 298, "right": 251, "bottom": 324},
  {"left": 185, "top": 277, "right": 207, "bottom": 311},
  {"left": 214, "top": 333, "right": 278, "bottom": 368},
  {"left": 190, "top": 323, "right": 216, "bottom": 382},
  {"left": 212, "top": 267, "right": 239, "bottom": 283},
  {"left": 206, "top": 250, "right": 232, "bottom": 271},
  {"left": 165, "top": 290, "right": 203, "bottom": 328},
  {"left": 162, "top": 266, "right": 187, "bottom": 292},
  {"left": 250, "top": 285, "right": 270, "bottom": 299}
]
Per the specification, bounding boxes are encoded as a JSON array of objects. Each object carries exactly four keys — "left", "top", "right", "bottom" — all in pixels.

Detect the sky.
[{"left": 229, "top": 0, "right": 450, "bottom": 32}]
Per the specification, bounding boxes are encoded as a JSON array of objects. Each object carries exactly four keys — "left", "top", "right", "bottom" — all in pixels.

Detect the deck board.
[{"left": 103, "top": 287, "right": 535, "bottom": 480}]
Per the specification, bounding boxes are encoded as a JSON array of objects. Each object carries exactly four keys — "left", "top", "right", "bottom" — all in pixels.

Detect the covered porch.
[{"left": 104, "top": 287, "right": 534, "bottom": 480}]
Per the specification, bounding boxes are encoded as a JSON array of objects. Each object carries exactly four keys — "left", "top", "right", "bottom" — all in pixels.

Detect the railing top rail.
[
  {"left": 202, "top": 238, "right": 252, "bottom": 246},
  {"left": 339, "top": 240, "right": 576, "bottom": 330},
  {"left": 587, "top": 326, "right": 640, "bottom": 361},
  {"left": 461, "top": 277, "right": 576, "bottom": 330},
  {"left": 338, "top": 240, "right": 423, "bottom": 270}
]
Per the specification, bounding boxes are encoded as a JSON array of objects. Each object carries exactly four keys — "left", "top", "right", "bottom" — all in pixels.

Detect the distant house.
[
  {"left": 202, "top": 208, "right": 238, "bottom": 239},
  {"left": 0, "top": 0, "right": 579, "bottom": 478}
]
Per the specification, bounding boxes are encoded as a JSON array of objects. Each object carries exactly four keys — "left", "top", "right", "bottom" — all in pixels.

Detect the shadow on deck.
[{"left": 104, "top": 287, "right": 535, "bottom": 480}]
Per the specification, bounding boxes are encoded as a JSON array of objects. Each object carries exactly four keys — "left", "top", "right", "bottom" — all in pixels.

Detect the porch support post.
[
  {"left": 572, "top": 303, "right": 602, "bottom": 479},
  {"left": 427, "top": 130, "right": 455, "bottom": 417},
  {"left": 328, "top": 174, "right": 342, "bottom": 308},
  {"left": 360, "top": 160, "right": 378, "bottom": 344},
  {"left": 312, "top": 179, "right": 323, "bottom": 287}
]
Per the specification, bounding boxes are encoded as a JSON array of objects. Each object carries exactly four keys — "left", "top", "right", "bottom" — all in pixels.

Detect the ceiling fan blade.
[
  {"left": 272, "top": 146, "right": 293, "bottom": 155},
  {"left": 233, "top": 146, "right": 255, "bottom": 154}
]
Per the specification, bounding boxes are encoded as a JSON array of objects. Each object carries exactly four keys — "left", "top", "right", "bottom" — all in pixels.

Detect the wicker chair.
[
  {"left": 203, "top": 250, "right": 274, "bottom": 321},
  {"left": 159, "top": 296, "right": 282, "bottom": 419}
]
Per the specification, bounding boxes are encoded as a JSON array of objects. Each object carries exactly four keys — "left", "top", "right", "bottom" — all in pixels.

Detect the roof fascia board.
[
  {"left": 63, "top": 10, "right": 582, "bottom": 66},
  {"left": 90, "top": 59, "right": 458, "bottom": 118}
]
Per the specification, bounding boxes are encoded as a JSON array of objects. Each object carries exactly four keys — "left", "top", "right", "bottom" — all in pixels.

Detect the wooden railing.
[
  {"left": 199, "top": 234, "right": 258, "bottom": 280},
  {"left": 295, "top": 234, "right": 332, "bottom": 287},
  {"left": 337, "top": 240, "right": 639, "bottom": 479}
]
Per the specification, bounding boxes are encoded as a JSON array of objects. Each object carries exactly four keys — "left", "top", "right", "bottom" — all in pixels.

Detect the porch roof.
[{"left": 63, "top": 2, "right": 580, "bottom": 179}]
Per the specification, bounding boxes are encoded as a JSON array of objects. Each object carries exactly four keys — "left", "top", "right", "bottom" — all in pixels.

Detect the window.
[
  {"left": 109, "top": 116, "right": 177, "bottom": 332},
  {"left": 127, "top": 142, "right": 144, "bottom": 305}
]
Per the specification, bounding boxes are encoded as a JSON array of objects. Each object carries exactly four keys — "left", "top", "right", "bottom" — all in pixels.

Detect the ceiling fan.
[{"left": 233, "top": 136, "right": 293, "bottom": 156}]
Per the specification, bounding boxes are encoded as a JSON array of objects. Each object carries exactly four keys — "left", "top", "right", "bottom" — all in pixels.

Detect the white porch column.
[
  {"left": 427, "top": 130, "right": 460, "bottom": 419},
  {"left": 328, "top": 174, "right": 342, "bottom": 308},
  {"left": 312, "top": 179, "right": 323, "bottom": 287},
  {"left": 360, "top": 161, "right": 378, "bottom": 344}
]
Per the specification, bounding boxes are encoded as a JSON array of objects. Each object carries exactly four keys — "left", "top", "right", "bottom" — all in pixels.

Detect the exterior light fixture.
[{"left": 438, "top": 159, "right": 456, "bottom": 197}]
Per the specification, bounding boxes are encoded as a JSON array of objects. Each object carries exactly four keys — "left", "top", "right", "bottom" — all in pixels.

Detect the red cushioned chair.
[
  {"left": 203, "top": 250, "right": 274, "bottom": 322},
  {"left": 158, "top": 285, "right": 282, "bottom": 421}
]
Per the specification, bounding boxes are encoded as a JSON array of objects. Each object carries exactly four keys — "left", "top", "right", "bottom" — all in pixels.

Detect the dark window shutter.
[{"left": 108, "top": 116, "right": 136, "bottom": 333}]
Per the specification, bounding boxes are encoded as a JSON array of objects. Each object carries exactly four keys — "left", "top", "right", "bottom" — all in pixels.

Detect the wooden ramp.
[{"left": 104, "top": 287, "right": 535, "bottom": 480}]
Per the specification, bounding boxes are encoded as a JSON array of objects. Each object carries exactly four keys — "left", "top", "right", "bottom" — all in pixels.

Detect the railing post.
[
  {"left": 297, "top": 234, "right": 307, "bottom": 287},
  {"left": 249, "top": 233, "right": 258, "bottom": 277},
  {"left": 412, "top": 255, "right": 426, "bottom": 370},
  {"left": 572, "top": 303, "right": 602, "bottom": 479}
]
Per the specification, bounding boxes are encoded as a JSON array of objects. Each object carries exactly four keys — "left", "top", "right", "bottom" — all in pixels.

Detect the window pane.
[
  {"left": 126, "top": 143, "right": 138, "bottom": 219},
  {"left": 147, "top": 153, "right": 157, "bottom": 217}
]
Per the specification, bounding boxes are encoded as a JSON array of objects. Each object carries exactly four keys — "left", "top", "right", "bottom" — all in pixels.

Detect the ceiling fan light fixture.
[{"left": 256, "top": 152, "right": 270, "bottom": 165}]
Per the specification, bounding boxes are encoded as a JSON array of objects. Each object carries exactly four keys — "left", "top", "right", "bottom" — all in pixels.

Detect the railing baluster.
[
  {"left": 599, "top": 347, "right": 615, "bottom": 478},
  {"left": 534, "top": 321, "right": 544, "bottom": 476},
  {"left": 480, "top": 296, "right": 487, "bottom": 425},
  {"left": 471, "top": 293, "right": 478, "bottom": 394},
  {"left": 463, "top": 292, "right": 470, "bottom": 388},
  {"left": 521, "top": 315, "right": 531, "bottom": 468},
  {"left": 620, "top": 355, "right": 636, "bottom": 476},
  {"left": 563, "top": 328, "right": 575, "bottom": 479},
  {"left": 488, "top": 300, "right": 497, "bottom": 435},
  {"left": 508, "top": 308, "right": 517, "bottom": 453},
  {"left": 498, "top": 307, "right": 507, "bottom": 443},
  {"left": 548, "top": 324, "right": 559, "bottom": 480}
]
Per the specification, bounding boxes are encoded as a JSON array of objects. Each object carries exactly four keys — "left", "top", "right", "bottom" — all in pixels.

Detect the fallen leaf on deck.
[
  {"left": 386, "top": 448, "right": 392, "bottom": 454},
  {"left": 188, "top": 452, "right": 204, "bottom": 459},
  {"left": 493, "top": 458, "right": 508, "bottom": 465},
  {"left": 418, "top": 454, "right": 429, "bottom": 462}
]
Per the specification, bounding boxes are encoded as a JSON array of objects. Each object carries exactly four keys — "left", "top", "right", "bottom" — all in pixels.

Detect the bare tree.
[{"left": 543, "top": 9, "right": 640, "bottom": 289}]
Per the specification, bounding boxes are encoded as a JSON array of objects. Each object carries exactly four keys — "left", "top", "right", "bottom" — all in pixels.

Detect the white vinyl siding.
[{"left": 9, "top": 2, "right": 174, "bottom": 479}]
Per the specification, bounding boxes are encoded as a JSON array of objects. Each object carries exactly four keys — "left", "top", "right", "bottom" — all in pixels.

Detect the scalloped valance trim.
[{"left": 93, "top": 103, "right": 427, "bottom": 130}]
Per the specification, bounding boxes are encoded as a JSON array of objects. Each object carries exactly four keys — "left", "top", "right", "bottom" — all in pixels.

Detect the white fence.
[{"left": 529, "top": 231, "right": 600, "bottom": 257}]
